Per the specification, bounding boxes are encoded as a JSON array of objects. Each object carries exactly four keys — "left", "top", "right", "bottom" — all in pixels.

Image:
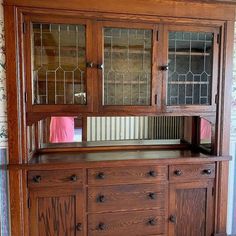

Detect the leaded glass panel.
[
  {"left": 32, "top": 23, "right": 87, "bottom": 105},
  {"left": 167, "top": 31, "right": 214, "bottom": 106},
  {"left": 103, "top": 27, "right": 152, "bottom": 106}
]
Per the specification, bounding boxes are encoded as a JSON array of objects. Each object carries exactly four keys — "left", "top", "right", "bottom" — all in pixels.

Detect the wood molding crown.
[{"left": 3, "top": 0, "right": 236, "bottom": 21}]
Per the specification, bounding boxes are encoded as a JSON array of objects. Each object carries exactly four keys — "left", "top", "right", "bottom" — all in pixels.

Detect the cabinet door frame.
[
  {"left": 162, "top": 24, "right": 220, "bottom": 114},
  {"left": 23, "top": 13, "right": 94, "bottom": 120},
  {"left": 96, "top": 20, "right": 161, "bottom": 114},
  {"left": 29, "top": 187, "right": 85, "bottom": 236},
  {"left": 169, "top": 181, "right": 214, "bottom": 236}
]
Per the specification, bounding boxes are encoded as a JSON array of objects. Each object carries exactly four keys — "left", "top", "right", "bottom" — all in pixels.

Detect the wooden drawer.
[
  {"left": 88, "top": 166, "right": 167, "bottom": 185},
  {"left": 28, "top": 169, "right": 84, "bottom": 187},
  {"left": 169, "top": 164, "right": 215, "bottom": 181},
  {"left": 88, "top": 210, "right": 165, "bottom": 236},
  {"left": 88, "top": 184, "right": 166, "bottom": 213}
]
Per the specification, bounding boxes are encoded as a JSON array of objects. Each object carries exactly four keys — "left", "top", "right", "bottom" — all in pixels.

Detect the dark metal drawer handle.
[
  {"left": 203, "top": 169, "right": 212, "bottom": 175},
  {"left": 97, "top": 64, "right": 104, "bottom": 70},
  {"left": 76, "top": 223, "right": 82, "bottom": 231},
  {"left": 33, "top": 175, "right": 41, "bottom": 183},
  {"left": 86, "top": 61, "right": 94, "bottom": 68},
  {"left": 96, "top": 172, "right": 105, "bottom": 179},
  {"left": 148, "top": 170, "right": 157, "bottom": 177},
  {"left": 86, "top": 62, "right": 103, "bottom": 70},
  {"left": 97, "top": 195, "right": 106, "bottom": 203},
  {"left": 160, "top": 65, "right": 169, "bottom": 71},
  {"left": 70, "top": 175, "right": 78, "bottom": 182},
  {"left": 174, "top": 170, "right": 182, "bottom": 176},
  {"left": 169, "top": 215, "right": 177, "bottom": 224},
  {"left": 148, "top": 192, "right": 156, "bottom": 200},
  {"left": 148, "top": 218, "right": 157, "bottom": 226},
  {"left": 98, "top": 222, "right": 106, "bottom": 230}
]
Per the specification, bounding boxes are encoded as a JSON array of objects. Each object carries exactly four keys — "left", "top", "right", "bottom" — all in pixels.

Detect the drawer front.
[
  {"left": 169, "top": 164, "right": 215, "bottom": 181},
  {"left": 28, "top": 170, "right": 84, "bottom": 187},
  {"left": 88, "top": 210, "right": 165, "bottom": 236},
  {"left": 88, "top": 166, "right": 167, "bottom": 185},
  {"left": 88, "top": 184, "right": 166, "bottom": 213}
]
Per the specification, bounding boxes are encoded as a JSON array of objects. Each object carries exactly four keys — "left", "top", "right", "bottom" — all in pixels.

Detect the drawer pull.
[
  {"left": 169, "top": 215, "right": 177, "bottom": 224},
  {"left": 86, "top": 61, "right": 94, "bottom": 68},
  {"left": 76, "top": 223, "right": 82, "bottom": 231},
  {"left": 203, "top": 169, "right": 212, "bottom": 175},
  {"left": 98, "top": 222, "right": 106, "bottom": 230},
  {"left": 96, "top": 172, "right": 105, "bottom": 179},
  {"left": 148, "top": 218, "right": 157, "bottom": 226},
  {"left": 97, "top": 195, "right": 106, "bottom": 203},
  {"left": 174, "top": 170, "right": 182, "bottom": 176},
  {"left": 33, "top": 175, "right": 41, "bottom": 183},
  {"left": 148, "top": 170, "right": 157, "bottom": 177},
  {"left": 148, "top": 192, "right": 156, "bottom": 200},
  {"left": 70, "top": 175, "right": 78, "bottom": 182}
]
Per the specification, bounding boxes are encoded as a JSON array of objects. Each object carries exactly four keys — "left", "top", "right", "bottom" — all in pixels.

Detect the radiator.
[{"left": 87, "top": 116, "right": 183, "bottom": 141}]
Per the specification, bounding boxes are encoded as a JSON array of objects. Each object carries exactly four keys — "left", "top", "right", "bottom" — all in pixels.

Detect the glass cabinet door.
[
  {"left": 98, "top": 22, "right": 159, "bottom": 113},
  {"left": 165, "top": 25, "right": 219, "bottom": 112},
  {"left": 25, "top": 16, "right": 93, "bottom": 115}
]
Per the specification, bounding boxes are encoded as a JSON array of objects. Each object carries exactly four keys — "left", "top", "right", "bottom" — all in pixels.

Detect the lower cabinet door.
[
  {"left": 29, "top": 187, "right": 85, "bottom": 236},
  {"left": 168, "top": 181, "right": 214, "bottom": 236}
]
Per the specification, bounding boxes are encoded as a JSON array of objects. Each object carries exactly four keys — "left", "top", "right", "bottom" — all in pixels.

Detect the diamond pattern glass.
[
  {"left": 167, "top": 31, "right": 213, "bottom": 106},
  {"left": 103, "top": 27, "right": 152, "bottom": 105},
  {"left": 32, "top": 23, "right": 87, "bottom": 105}
]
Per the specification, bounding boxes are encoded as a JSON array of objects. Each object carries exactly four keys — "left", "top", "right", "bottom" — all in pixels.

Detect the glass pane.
[
  {"left": 32, "top": 23, "right": 87, "bottom": 105},
  {"left": 167, "top": 31, "right": 214, "bottom": 106},
  {"left": 103, "top": 27, "right": 152, "bottom": 105}
]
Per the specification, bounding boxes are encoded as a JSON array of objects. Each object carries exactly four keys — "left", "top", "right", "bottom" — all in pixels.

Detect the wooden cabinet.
[
  {"left": 24, "top": 15, "right": 94, "bottom": 114},
  {"left": 23, "top": 12, "right": 220, "bottom": 120},
  {"left": 163, "top": 25, "right": 219, "bottom": 113},
  {"left": 97, "top": 21, "right": 160, "bottom": 113},
  {"left": 29, "top": 187, "right": 85, "bottom": 236},
  {"left": 169, "top": 181, "right": 214, "bottom": 236},
  {"left": 27, "top": 163, "right": 218, "bottom": 236},
  {"left": 4, "top": 1, "right": 234, "bottom": 236}
]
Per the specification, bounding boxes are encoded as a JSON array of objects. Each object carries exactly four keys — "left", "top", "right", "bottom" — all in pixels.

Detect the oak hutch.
[{"left": 4, "top": 0, "right": 235, "bottom": 235}]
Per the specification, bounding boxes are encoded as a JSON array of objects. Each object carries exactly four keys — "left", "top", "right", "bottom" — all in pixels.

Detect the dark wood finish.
[
  {"left": 169, "top": 163, "right": 216, "bottom": 181},
  {"left": 28, "top": 169, "right": 84, "bottom": 187},
  {"left": 5, "top": 5, "right": 27, "bottom": 165},
  {"left": 4, "top": 0, "right": 234, "bottom": 236},
  {"left": 82, "top": 116, "right": 87, "bottom": 141},
  {"left": 88, "top": 166, "right": 167, "bottom": 185},
  {"left": 87, "top": 210, "right": 165, "bottom": 236},
  {"left": 3, "top": 0, "right": 235, "bottom": 21},
  {"left": 162, "top": 24, "right": 220, "bottom": 113},
  {"left": 215, "top": 19, "right": 235, "bottom": 234},
  {"left": 169, "top": 181, "right": 214, "bottom": 236},
  {"left": 29, "top": 187, "right": 85, "bottom": 236},
  {"left": 96, "top": 21, "right": 160, "bottom": 114},
  {"left": 88, "top": 184, "right": 166, "bottom": 213},
  {"left": 23, "top": 14, "right": 94, "bottom": 117}
]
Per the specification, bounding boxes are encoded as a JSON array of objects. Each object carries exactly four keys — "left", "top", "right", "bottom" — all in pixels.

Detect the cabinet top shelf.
[{"left": 25, "top": 148, "right": 230, "bottom": 169}]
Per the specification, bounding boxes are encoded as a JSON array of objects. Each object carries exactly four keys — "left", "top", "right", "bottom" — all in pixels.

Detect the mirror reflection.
[
  {"left": 200, "top": 118, "right": 212, "bottom": 148},
  {"left": 38, "top": 116, "right": 190, "bottom": 145},
  {"left": 49, "top": 116, "right": 82, "bottom": 143}
]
